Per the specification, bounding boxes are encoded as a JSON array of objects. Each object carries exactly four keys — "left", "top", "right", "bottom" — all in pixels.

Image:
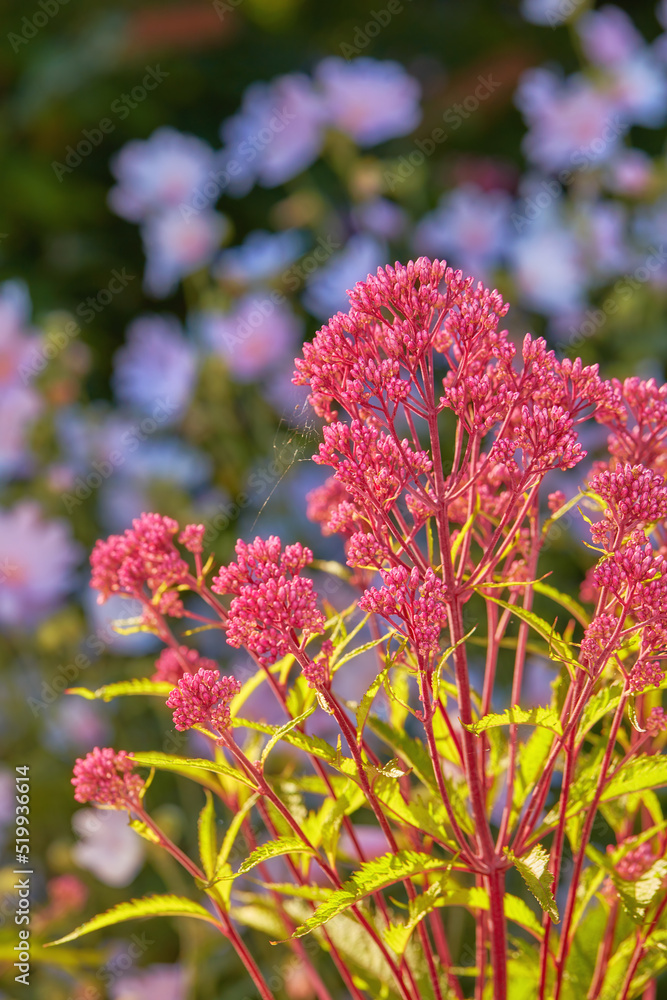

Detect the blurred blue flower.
[
  {"left": 352, "top": 198, "right": 408, "bottom": 240},
  {"left": 302, "top": 233, "right": 386, "bottom": 319},
  {"left": 509, "top": 203, "right": 587, "bottom": 315},
  {"left": 112, "top": 314, "right": 199, "bottom": 421},
  {"left": 414, "top": 184, "right": 513, "bottom": 279},
  {"left": 576, "top": 5, "right": 643, "bottom": 66},
  {"left": 200, "top": 293, "right": 303, "bottom": 382},
  {"left": 142, "top": 208, "right": 229, "bottom": 298},
  {"left": 108, "top": 127, "right": 218, "bottom": 222},
  {"left": 220, "top": 73, "right": 327, "bottom": 191},
  {"left": 0, "top": 385, "right": 41, "bottom": 481},
  {"left": 316, "top": 57, "right": 422, "bottom": 146},
  {"left": 0, "top": 502, "right": 80, "bottom": 629},
  {"left": 214, "top": 229, "right": 306, "bottom": 287}
]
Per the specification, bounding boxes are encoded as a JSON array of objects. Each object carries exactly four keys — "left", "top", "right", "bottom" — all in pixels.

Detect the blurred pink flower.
[
  {"left": 72, "top": 808, "right": 145, "bottom": 887},
  {"left": 142, "top": 209, "right": 229, "bottom": 298},
  {"left": 109, "top": 127, "right": 217, "bottom": 222},
  {"left": 110, "top": 964, "right": 187, "bottom": 1000},
  {"left": 316, "top": 58, "right": 421, "bottom": 146},
  {"left": 201, "top": 294, "right": 303, "bottom": 381},
  {"left": 0, "top": 502, "right": 80, "bottom": 627}
]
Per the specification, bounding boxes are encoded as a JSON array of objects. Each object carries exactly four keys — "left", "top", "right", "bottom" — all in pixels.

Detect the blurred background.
[{"left": 1, "top": 0, "right": 667, "bottom": 996}]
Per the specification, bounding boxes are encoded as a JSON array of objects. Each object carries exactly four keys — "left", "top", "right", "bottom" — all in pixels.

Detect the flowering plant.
[{"left": 50, "top": 259, "right": 667, "bottom": 1000}]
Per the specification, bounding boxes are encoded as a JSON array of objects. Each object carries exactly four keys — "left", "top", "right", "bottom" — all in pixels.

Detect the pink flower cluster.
[
  {"left": 72, "top": 747, "right": 144, "bottom": 809},
  {"left": 212, "top": 536, "right": 325, "bottom": 662},
  {"left": 589, "top": 464, "right": 667, "bottom": 545},
  {"left": 166, "top": 668, "right": 241, "bottom": 732},
  {"left": 90, "top": 513, "right": 190, "bottom": 616},
  {"left": 152, "top": 645, "right": 218, "bottom": 685},
  {"left": 360, "top": 566, "right": 449, "bottom": 658}
]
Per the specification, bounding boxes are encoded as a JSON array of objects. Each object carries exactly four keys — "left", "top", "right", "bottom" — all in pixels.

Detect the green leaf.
[
  {"left": 577, "top": 683, "right": 623, "bottom": 739},
  {"left": 215, "top": 793, "right": 259, "bottom": 874},
  {"left": 67, "top": 679, "right": 174, "bottom": 701},
  {"left": 46, "top": 895, "right": 220, "bottom": 946},
  {"left": 602, "top": 755, "right": 667, "bottom": 801},
  {"left": 131, "top": 751, "right": 257, "bottom": 790},
  {"left": 320, "top": 785, "right": 366, "bottom": 865},
  {"left": 365, "top": 716, "right": 437, "bottom": 789},
  {"left": 504, "top": 894, "right": 543, "bottom": 939},
  {"left": 198, "top": 790, "right": 218, "bottom": 882},
  {"left": 512, "top": 727, "right": 554, "bottom": 826},
  {"left": 228, "top": 837, "right": 315, "bottom": 878},
  {"left": 129, "top": 818, "right": 160, "bottom": 844},
  {"left": 260, "top": 706, "right": 316, "bottom": 765},
  {"left": 355, "top": 666, "right": 389, "bottom": 742},
  {"left": 611, "top": 858, "right": 667, "bottom": 922},
  {"left": 507, "top": 845, "right": 558, "bottom": 923},
  {"left": 482, "top": 596, "right": 578, "bottom": 670},
  {"left": 384, "top": 881, "right": 445, "bottom": 955},
  {"left": 464, "top": 705, "right": 562, "bottom": 736},
  {"left": 289, "top": 850, "right": 451, "bottom": 939},
  {"left": 531, "top": 580, "right": 590, "bottom": 627}
]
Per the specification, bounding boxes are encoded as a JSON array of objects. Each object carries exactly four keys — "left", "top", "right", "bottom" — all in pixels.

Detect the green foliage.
[
  {"left": 47, "top": 895, "right": 220, "bottom": 946},
  {"left": 506, "top": 845, "right": 558, "bottom": 923}
]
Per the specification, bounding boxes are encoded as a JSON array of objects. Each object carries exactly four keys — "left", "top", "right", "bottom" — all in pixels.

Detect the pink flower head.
[
  {"left": 90, "top": 513, "right": 190, "bottom": 616},
  {"left": 646, "top": 707, "right": 667, "bottom": 735},
  {"left": 628, "top": 660, "right": 665, "bottom": 694},
  {"left": 72, "top": 747, "right": 144, "bottom": 809},
  {"left": 589, "top": 464, "right": 667, "bottom": 545},
  {"left": 302, "top": 639, "right": 333, "bottom": 689},
  {"left": 212, "top": 536, "right": 325, "bottom": 662},
  {"left": 152, "top": 645, "right": 218, "bottom": 685},
  {"left": 614, "top": 841, "right": 659, "bottom": 882},
  {"left": 360, "top": 566, "right": 449, "bottom": 658},
  {"left": 179, "top": 523, "right": 206, "bottom": 554},
  {"left": 166, "top": 667, "right": 241, "bottom": 731}
]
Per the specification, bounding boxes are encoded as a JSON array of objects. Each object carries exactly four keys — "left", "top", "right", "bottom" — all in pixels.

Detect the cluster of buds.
[
  {"left": 166, "top": 667, "right": 241, "bottom": 732},
  {"left": 72, "top": 747, "right": 144, "bottom": 809}
]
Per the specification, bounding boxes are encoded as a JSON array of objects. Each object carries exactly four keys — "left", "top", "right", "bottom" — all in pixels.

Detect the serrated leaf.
[
  {"left": 365, "top": 716, "right": 437, "bottom": 789},
  {"left": 512, "top": 727, "right": 553, "bottom": 826},
  {"left": 129, "top": 818, "right": 160, "bottom": 844},
  {"left": 67, "top": 679, "right": 174, "bottom": 701},
  {"left": 577, "top": 684, "right": 623, "bottom": 739},
  {"left": 482, "top": 596, "right": 578, "bottom": 670},
  {"left": 356, "top": 666, "right": 389, "bottom": 741},
  {"left": 611, "top": 859, "right": 667, "bottom": 922},
  {"left": 464, "top": 705, "right": 562, "bottom": 736},
  {"left": 383, "top": 880, "right": 447, "bottom": 955},
  {"left": 215, "top": 793, "right": 259, "bottom": 874},
  {"left": 507, "top": 845, "right": 558, "bottom": 922},
  {"left": 602, "top": 755, "right": 667, "bottom": 801},
  {"left": 198, "top": 791, "right": 217, "bottom": 881},
  {"left": 531, "top": 580, "right": 590, "bottom": 627},
  {"left": 261, "top": 706, "right": 316, "bottom": 765},
  {"left": 46, "top": 895, "right": 220, "bottom": 946},
  {"left": 224, "top": 837, "right": 315, "bottom": 879},
  {"left": 320, "top": 785, "right": 366, "bottom": 865},
  {"left": 289, "top": 850, "right": 451, "bottom": 939},
  {"left": 131, "top": 751, "right": 257, "bottom": 790}
]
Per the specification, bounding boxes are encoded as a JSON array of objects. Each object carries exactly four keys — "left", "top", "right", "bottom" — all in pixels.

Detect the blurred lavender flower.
[
  {"left": 44, "top": 699, "right": 110, "bottom": 754},
  {"left": 576, "top": 199, "right": 631, "bottom": 279},
  {"left": 201, "top": 294, "right": 303, "bottom": 381},
  {"left": 519, "top": 0, "right": 575, "bottom": 26},
  {"left": 0, "top": 280, "right": 41, "bottom": 388},
  {"left": 516, "top": 68, "right": 623, "bottom": 172},
  {"left": 509, "top": 205, "right": 587, "bottom": 315},
  {"left": 605, "top": 148, "right": 653, "bottom": 195},
  {"left": 111, "top": 965, "right": 188, "bottom": 1000},
  {"left": 413, "top": 184, "right": 512, "bottom": 278},
  {"left": 576, "top": 6, "right": 643, "bottom": 66},
  {"left": 108, "top": 127, "right": 218, "bottom": 222},
  {"left": 316, "top": 57, "right": 421, "bottom": 146},
  {"left": 142, "top": 208, "right": 229, "bottom": 298},
  {"left": 352, "top": 198, "right": 408, "bottom": 240},
  {"left": 302, "top": 233, "right": 386, "bottom": 319},
  {"left": 214, "top": 229, "right": 305, "bottom": 287},
  {"left": 84, "top": 589, "right": 159, "bottom": 656},
  {"left": 113, "top": 315, "right": 198, "bottom": 421},
  {"left": 220, "top": 73, "right": 327, "bottom": 191},
  {"left": 0, "top": 385, "right": 41, "bottom": 481},
  {"left": 0, "top": 503, "right": 80, "bottom": 628},
  {"left": 72, "top": 808, "right": 145, "bottom": 887}
]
